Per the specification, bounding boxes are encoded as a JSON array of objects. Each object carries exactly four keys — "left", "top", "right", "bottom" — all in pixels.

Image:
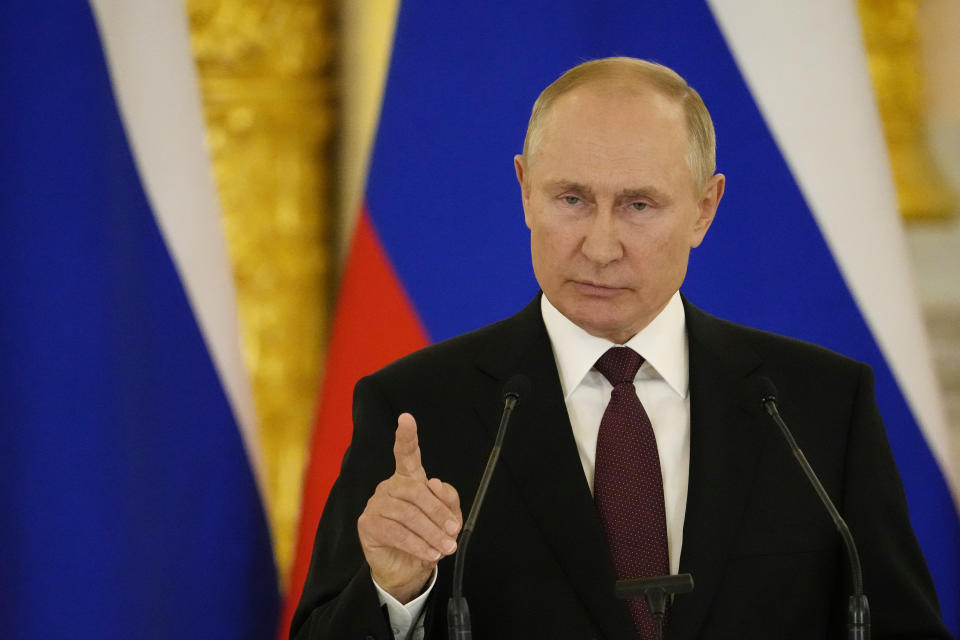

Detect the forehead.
[{"left": 531, "top": 83, "right": 691, "bottom": 184}]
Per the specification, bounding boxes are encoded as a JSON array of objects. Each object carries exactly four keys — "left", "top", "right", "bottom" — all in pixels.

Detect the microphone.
[
  {"left": 616, "top": 573, "right": 694, "bottom": 640},
  {"left": 448, "top": 374, "right": 531, "bottom": 640},
  {"left": 757, "top": 377, "right": 870, "bottom": 640}
]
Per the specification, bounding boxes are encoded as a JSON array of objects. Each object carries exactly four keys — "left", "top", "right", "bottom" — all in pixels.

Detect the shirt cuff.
[{"left": 372, "top": 569, "right": 437, "bottom": 639}]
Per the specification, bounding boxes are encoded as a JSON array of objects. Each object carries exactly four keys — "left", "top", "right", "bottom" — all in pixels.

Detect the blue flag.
[{"left": 0, "top": 4, "right": 277, "bottom": 638}]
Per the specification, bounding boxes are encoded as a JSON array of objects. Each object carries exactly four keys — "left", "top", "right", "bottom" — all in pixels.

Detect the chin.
[{"left": 569, "top": 307, "right": 631, "bottom": 342}]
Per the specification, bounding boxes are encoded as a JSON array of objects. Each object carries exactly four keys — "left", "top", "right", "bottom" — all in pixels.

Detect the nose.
[{"left": 580, "top": 209, "right": 623, "bottom": 266}]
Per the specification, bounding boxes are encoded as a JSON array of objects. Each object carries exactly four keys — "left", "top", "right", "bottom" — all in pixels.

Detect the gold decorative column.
[
  {"left": 858, "top": 0, "right": 957, "bottom": 219},
  {"left": 185, "top": 0, "right": 336, "bottom": 586}
]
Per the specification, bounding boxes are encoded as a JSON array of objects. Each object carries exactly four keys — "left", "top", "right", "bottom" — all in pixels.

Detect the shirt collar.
[{"left": 540, "top": 291, "right": 689, "bottom": 400}]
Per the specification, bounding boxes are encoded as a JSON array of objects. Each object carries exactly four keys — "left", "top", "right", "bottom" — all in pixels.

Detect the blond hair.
[{"left": 523, "top": 57, "right": 716, "bottom": 189}]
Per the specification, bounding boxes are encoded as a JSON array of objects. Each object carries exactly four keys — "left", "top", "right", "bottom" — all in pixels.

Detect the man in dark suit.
[{"left": 291, "top": 58, "right": 950, "bottom": 639}]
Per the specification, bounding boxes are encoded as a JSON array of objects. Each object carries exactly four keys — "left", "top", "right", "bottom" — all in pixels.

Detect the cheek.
[
  {"left": 650, "top": 216, "right": 696, "bottom": 251},
  {"left": 627, "top": 224, "right": 691, "bottom": 275},
  {"left": 523, "top": 202, "right": 533, "bottom": 229},
  {"left": 530, "top": 225, "right": 578, "bottom": 280},
  {"left": 628, "top": 225, "right": 671, "bottom": 258},
  {"left": 530, "top": 227, "right": 556, "bottom": 268},
  {"left": 532, "top": 215, "right": 572, "bottom": 251},
  {"left": 654, "top": 229, "right": 696, "bottom": 280}
]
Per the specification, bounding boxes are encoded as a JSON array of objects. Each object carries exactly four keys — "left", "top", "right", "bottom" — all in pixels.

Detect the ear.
[
  {"left": 514, "top": 154, "right": 527, "bottom": 190},
  {"left": 689, "top": 173, "right": 724, "bottom": 248},
  {"left": 514, "top": 154, "right": 533, "bottom": 228}
]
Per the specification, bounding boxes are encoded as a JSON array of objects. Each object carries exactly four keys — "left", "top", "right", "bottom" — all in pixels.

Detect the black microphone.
[
  {"left": 757, "top": 377, "right": 870, "bottom": 640},
  {"left": 616, "top": 573, "right": 694, "bottom": 640},
  {"left": 448, "top": 374, "right": 531, "bottom": 640}
]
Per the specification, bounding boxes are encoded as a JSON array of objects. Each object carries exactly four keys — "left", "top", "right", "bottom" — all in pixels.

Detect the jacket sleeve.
[
  {"left": 842, "top": 363, "right": 952, "bottom": 639},
  {"left": 290, "top": 375, "right": 399, "bottom": 640}
]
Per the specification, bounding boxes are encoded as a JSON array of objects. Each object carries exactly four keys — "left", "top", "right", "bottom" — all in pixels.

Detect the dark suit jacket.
[{"left": 291, "top": 295, "right": 950, "bottom": 639}]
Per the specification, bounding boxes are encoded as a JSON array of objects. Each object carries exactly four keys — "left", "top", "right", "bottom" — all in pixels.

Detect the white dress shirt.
[
  {"left": 373, "top": 569, "right": 434, "bottom": 640},
  {"left": 540, "top": 291, "right": 690, "bottom": 575},
  {"left": 376, "top": 291, "right": 691, "bottom": 638}
]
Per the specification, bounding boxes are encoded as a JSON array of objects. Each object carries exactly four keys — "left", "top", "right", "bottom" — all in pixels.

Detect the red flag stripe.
[{"left": 277, "top": 206, "right": 430, "bottom": 639}]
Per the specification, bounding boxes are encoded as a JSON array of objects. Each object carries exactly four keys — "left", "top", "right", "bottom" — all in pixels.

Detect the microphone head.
[
  {"left": 503, "top": 374, "right": 532, "bottom": 401},
  {"left": 757, "top": 376, "right": 778, "bottom": 405}
]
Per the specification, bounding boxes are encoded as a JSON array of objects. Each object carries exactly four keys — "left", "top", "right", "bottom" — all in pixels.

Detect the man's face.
[{"left": 515, "top": 82, "right": 724, "bottom": 344}]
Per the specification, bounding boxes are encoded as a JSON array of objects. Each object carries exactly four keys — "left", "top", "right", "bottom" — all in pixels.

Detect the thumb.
[{"left": 393, "top": 412, "right": 427, "bottom": 481}]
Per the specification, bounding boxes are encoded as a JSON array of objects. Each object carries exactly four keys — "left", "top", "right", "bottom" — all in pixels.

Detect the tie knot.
[{"left": 594, "top": 346, "right": 644, "bottom": 386}]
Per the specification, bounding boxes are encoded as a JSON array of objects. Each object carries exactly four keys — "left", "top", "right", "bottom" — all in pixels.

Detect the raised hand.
[{"left": 357, "top": 413, "right": 462, "bottom": 603}]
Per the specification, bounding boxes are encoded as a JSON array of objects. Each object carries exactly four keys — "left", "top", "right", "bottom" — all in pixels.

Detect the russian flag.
[
  {"left": 1, "top": 4, "right": 277, "bottom": 638},
  {"left": 282, "top": 1, "right": 959, "bottom": 636}
]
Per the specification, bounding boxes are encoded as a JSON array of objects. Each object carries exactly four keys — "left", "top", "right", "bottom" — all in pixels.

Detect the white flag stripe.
[
  {"left": 707, "top": 0, "right": 958, "bottom": 499},
  {"left": 89, "top": 1, "right": 266, "bottom": 499}
]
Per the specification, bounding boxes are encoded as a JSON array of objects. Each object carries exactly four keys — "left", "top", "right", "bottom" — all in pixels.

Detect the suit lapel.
[
  {"left": 667, "top": 300, "right": 771, "bottom": 640},
  {"left": 474, "top": 296, "right": 635, "bottom": 639},
  {"left": 470, "top": 296, "right": 774, "bottom": 639}
]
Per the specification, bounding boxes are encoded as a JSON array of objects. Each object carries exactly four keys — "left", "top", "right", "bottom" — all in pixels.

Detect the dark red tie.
[{"left": 593, "top": 347, "right": 669, "bottom": 640}]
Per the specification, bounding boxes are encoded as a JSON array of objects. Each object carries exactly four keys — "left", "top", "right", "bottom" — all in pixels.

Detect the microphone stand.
[
  {"left": 615, "top": 573, "right": 694, "bottom": 640},
  {"left": 759, "top": 378, "right": 870, "bottom": 640},
  {"left": 448, "top": 377, "right": 529, "bottom": 640}
]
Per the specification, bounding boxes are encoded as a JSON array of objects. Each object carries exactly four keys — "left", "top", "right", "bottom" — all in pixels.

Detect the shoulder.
[
  {"left": 349, "top": 296, "right": 546, "bottom": 453},
  {"left": 359, "top": 295, "right": 543, "bottom": 396},
  {"left": 683, "top": 299, "right": 870, "bottom": 406},
  {"left": 686, "top": 299, "right": 864, "bottom": 371}
]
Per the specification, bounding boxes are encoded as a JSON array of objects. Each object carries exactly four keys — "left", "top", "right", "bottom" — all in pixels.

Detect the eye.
[
  {"left": 630, "top": 202, "right": 648, "bottom": 211},
  {"left": 563, "top": 195, "right": 581, "bottom": 206}
]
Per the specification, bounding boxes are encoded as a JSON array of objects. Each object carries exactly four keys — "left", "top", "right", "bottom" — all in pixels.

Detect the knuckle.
[
  {"left": 381, "top": 519, "right": 406, "bottom": 543},
  {"left": 384, "top": 479, "right": 413, "bottom": 502},
  {"left": 443, "top": 483, "right": 461, "bottom": 505},
  {"left": 377, "top": 518, "right": 407, "bottom": 546},
  {"left": 385, "top": 523, "right": 430, "bottom": 558},
  {"left": 373, "top": 479, "right": 392, "bottom": 499},
  {"left": 357, "top": 514, "right": 385, "bottom": 547},
  {"left": 395, "top": 478, "right": 429, "bottom": 504},
  {"left": 360, "top": 497, "right": 378, "bottom": 522},
  {"left": 381, "top": 499, "right": 416, "bottom": 524},
  {"left": 384, "top": 502, "right": 446, "bottom": 544},
  {"left": 409, "top": 479, "right": 433, "bottom": 500},
  {"left": 427, "top": 499, "right": 450, "bottom": 522}
]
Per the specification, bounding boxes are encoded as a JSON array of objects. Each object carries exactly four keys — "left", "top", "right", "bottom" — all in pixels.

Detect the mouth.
[{"left": 571, "top": 280, "right": 626, "bottom": 297}]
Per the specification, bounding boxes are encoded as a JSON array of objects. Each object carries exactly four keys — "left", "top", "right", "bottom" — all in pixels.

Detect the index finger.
[{"left": 394, "top": 413, "right": 427, "bottom": 481}]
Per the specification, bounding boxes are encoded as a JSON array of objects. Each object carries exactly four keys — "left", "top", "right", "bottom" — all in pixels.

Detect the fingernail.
[
  {"left": 444, "top": 539, "right": 457, "bottom": 554},
  {"left": 431, "top": 549, "right": 442, "bottom": 561},
  {"left": 444, "top": 520, "right": 460, "bottom": 535}
]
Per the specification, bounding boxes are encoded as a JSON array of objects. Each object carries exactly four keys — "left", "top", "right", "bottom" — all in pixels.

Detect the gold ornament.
[
  {"left": 858, "top": 0, "right": 957, "bottom": 218},
  {"left": 185, "top": 0, "right": 336, "bottom": 585}
]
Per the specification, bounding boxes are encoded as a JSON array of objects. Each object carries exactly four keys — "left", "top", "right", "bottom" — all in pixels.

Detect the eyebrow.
[
  {"left": 544, "top": 180, "right": 670, "bottom": 203},
  {"left": 617, "top": 187, "right": 670, "bottom": 203},
  {"left": 544, "top": 180, "right": 593, "bottom": 196}
]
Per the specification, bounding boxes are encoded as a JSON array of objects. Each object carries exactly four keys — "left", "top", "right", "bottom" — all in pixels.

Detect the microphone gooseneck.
[
  {"left": 615, "top": 573, "right": 695, "bottom": 640},
  {"left": 757, "top": 377, "right": 870, "bottom": 640},
  {"left": 448, "top": 374, "right": 531, "bottom": 640}
]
